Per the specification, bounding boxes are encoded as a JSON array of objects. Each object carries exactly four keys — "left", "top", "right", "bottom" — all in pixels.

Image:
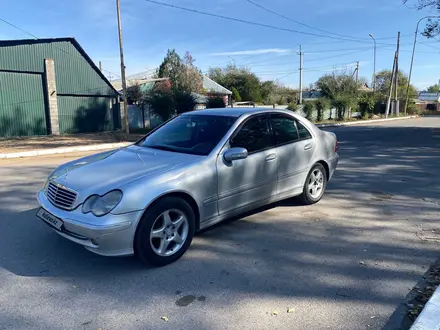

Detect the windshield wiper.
[{"left": 145, "top": 144, "right": 178, "bottom": 152}]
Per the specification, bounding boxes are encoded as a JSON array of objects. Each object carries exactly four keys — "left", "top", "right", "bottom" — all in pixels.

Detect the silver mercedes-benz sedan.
[{"left": 37, "top": 108, "right": 338, "bottom": 266}]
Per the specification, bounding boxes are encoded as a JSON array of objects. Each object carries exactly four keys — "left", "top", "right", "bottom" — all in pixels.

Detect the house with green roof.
[{"left": 0, "top": 38, "right": 120, "bottom": 137}]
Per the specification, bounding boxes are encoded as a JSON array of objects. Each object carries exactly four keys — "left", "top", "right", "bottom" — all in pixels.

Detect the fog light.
[{"left": 91, "top": 238, "right": 99, "bottom": 246}]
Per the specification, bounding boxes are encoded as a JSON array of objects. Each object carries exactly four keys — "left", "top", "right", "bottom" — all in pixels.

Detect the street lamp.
[
  {"left": 369, "top": 34, "right": 377, "bottom": 93},
  {"left": 404, "top": 15, "right": 440, "bottom": 115}
]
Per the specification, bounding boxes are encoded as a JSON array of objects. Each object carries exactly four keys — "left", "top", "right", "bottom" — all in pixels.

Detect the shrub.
[
  {"left": 173, "top": 90, "right": 196, "bottom": 114},
  {"left": 231, "top": 87, "right": 241, "bottom": 102},
  {"left": 406, "top": 102, "right": 420, "bottom": 115},
  {"left": 206, "top": 96, "right": 226, "bottom": 108},
  {"left": 303, "top": 101, "right": 315, "bottom": 120},
  {"left": 315, "top": 98, "right": 331, "bottom": 122},
  {"left": 358, "top": 94, "right": 375, "bottom": 119},
  {"left": 142, "top": 91, "right": 175, "bottom": 121},
  {"left": 287, "top": 102, "right": 298, "bottom": 111}
]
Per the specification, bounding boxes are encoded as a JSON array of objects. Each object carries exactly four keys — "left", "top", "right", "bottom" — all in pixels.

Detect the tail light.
[{"left": 334, "top": 140, "right": 338, "bottom": 153}]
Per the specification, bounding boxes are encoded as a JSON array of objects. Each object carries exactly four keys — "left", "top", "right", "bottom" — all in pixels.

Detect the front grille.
[{"left": 46, "top": 182, "right": 77, "bottom": 210}]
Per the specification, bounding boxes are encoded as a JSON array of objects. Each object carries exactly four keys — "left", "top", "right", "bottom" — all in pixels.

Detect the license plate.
[{"left": 37, "top": 208, "right": 63, "bottom": 230}]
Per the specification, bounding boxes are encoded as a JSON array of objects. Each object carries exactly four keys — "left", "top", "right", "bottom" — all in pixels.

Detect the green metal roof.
[{"left": 0, "top": 38, "right": 117, "bottom": 97}]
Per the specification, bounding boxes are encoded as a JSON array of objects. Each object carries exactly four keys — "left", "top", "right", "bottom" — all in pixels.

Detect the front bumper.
[{"left": 37, "top": 189, "right": 143, "bottom": 256}]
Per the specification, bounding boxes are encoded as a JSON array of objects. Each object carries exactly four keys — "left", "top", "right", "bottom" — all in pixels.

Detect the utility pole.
[
  {"left": 298, "top": 45, "right": 303, "bottom": 104},
  {"left": 386, "top": 32, "right": 400, "bottom": 118},
  {"left": 369, "top": 34, "right": 377, "bottom": 93},
  {"left": 99, "top": 61, "right": 102, "bottom": 72},
  {"left": 116, "top": 0, "right": 129, "bottom": 136},
  {"left": 355, "top": 61, "right": 359, "bottom": 83},
  {"left": 393, "top": 32, "right": 401, "bottom": 115},
  {"left": 386, "top": 54, "right": 396, "bottom": 118},
  {"left": 405, "top": 16, "right": 440, "bottom": 115}
]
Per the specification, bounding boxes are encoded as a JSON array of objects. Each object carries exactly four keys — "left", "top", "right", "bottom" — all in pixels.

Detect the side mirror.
[{"left": 223, "top": 147, "right": 248, "bottom": 162}]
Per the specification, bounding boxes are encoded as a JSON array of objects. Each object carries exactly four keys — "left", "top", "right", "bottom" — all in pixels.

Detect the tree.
[
  {"left": 208, "top": 65, "right": 263, "bottom": 102},
  {"left": 426, "top": 84, "right": 440, "bottom": 93},
  {"left": 315, "top": 98, "right": 331, "bottom": 122},
  {"left": 182, "top": 51, "right": 203, "bottom": 93},
  {"left": 303, "top": 101, "right": 315, "bottom": 120},
  {"left": 141, "top": 90, "right": 174, "bottom": 122},
  {"left": 317, "top": 72, "right": 362, "bottom": 120},
  {"left": 358, "top": 93, "right": 375, "bottom": 119},
  {"left": 126, "top": 83, "right": 142, "bottom": 105},
  {"left": 157, "top": 49, "right": 184, "bottom": 89},
  {"left": 403, "top": 1, "right": 440, "bottom": 37},
  {"left": 157, "top": 49, "right": 203, "bottom": 93},
  {"left": 374, "top": 70, "right": 418, "bottom": 103},
  {"left": 231, "top": 87, "right": 242, "bottom": 102},
  {"left": 260, "top": 80, "right": 276, "bottom": 103},
  {"left": 173, "top": 90, "right": 197, "bottom": 114}
]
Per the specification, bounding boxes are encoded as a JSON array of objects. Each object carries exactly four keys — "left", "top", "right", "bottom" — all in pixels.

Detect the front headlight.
[{"left": 82, "top": 190, "right": 123, "bottom": 217}]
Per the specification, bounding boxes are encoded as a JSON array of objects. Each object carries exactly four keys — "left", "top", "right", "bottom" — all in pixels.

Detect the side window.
[
  {"left": 271, "top": 115, "right": 299, "bottom": 145},
  {"left": 230, "top": 116, "right": 271, "bottom": 153},
  {"left": 297, "top": 121, "right": 312, "bottom": 139}
]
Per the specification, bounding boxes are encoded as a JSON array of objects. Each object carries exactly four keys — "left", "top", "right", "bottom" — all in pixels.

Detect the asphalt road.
[{"left": 1, "top": 117, "right": 440, "bottom": 330}]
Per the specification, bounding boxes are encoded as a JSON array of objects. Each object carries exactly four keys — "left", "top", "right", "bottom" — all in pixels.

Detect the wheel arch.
[
  {"left": 316, "top": 160, "right": 330, "bottom": 181},
  {"left": 139, "top": 191, "right": 201, "bottom": 231}
]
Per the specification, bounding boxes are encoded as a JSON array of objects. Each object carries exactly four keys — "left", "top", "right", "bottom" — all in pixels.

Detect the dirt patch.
[{"left": 0, "top": 132, "right": 144, "bottom": 154}]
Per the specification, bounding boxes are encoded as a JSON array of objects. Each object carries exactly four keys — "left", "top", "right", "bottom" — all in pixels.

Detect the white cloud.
[{"left": 210, "top": 48, "right": 291, "bottom": 56}]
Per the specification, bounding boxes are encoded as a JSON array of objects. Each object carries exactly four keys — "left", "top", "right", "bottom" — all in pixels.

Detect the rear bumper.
[
  {"left": 328, "top": 154, "right": 339, "bottom": 180},
  {"left": 37, "top": 189, "right": 143, "bottom": 256}
]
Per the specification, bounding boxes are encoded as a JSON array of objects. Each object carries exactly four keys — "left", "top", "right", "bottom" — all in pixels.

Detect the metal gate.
[{"left": 0, "top": 71, "right": 47, "bottom": 137}]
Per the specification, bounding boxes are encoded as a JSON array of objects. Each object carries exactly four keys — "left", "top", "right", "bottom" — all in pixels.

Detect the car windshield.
[{"left": 136, "top": 114, "right": 237, "bottom": 156}]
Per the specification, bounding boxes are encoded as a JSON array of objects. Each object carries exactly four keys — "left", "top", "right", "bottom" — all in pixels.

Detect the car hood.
[{"left": 49, "top": 146, "right": 199, "bottom": 198}]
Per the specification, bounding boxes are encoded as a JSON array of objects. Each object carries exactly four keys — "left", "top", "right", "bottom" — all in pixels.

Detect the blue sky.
[{"left": 1, "top": 0, "right": 440, "bottom": 89}]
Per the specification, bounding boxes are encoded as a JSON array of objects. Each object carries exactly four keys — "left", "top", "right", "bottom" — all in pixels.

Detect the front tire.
[
  {"left": 299, "top": 163, "right": 327, "bottom": 205},
  {"left": 134, "top": 197, "right": 195, "bottom": 266}
]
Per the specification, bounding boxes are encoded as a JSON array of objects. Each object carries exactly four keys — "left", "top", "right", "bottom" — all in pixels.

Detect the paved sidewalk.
[{"left": 0, "top": 116, "right": 419, "bottom": 159}]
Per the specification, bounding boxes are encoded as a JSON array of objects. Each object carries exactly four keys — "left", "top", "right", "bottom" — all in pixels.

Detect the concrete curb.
[
  {"left": 0, "top": 142, "right": 132, "bottom": 159},
  {"left": 316, "top": 115, "right": 419, "bottom": 128},
  {"left": 410, "top": 286, "right": 440, "bottom": 330}
]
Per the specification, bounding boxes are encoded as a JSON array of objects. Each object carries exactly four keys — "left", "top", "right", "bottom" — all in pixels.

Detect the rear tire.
[
  {"left": 134, "top": 197, "right": 195, "bottom": 266},
  {"left": 299, "top": 163, "right": 327, "bottom": 205}
]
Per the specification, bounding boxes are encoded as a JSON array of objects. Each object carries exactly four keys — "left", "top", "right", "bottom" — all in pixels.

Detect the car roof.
[{"left": 181, "top": 107, "right": 280, "bottom": 117}]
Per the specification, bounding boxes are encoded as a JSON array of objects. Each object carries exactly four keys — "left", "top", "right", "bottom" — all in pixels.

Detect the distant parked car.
[{"left": 37, "top": 108, "right": 339, "bottom": 266}]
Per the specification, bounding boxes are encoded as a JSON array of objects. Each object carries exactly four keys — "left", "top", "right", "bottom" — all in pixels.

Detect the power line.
[
  {"left": 419, "top": 41, "right": 440, "bottom": 51},
  {"left": 244, "top": 0, "right": 368, "bottom": 42},
  {"left": 0, "top": 17, "right": 38, "bottom": 39},
  {"left": 143, "top": 0, "right": 376, "bottom": 44}
]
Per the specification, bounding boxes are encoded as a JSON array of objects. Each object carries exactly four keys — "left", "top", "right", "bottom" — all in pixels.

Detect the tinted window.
[
  {"left": 271, "top": 115, "right": 299, "bottom": 145},
  {"left": 137, "top": 115, "right": 236, "bottom": 155},
  {"left": 297, "top": 121, "right": 312, "bottom": 139},
  {"left": 230, "top": 116, "right": 271, "bottom": 153}
]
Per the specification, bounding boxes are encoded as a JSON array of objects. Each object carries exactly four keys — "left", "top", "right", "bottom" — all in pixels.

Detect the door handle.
[
  {"left": 304, "top": 144, "right": 312, "bottom": 150},
  {"left": 265, "top": 154, "right": 277, "bottom": 162}
]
